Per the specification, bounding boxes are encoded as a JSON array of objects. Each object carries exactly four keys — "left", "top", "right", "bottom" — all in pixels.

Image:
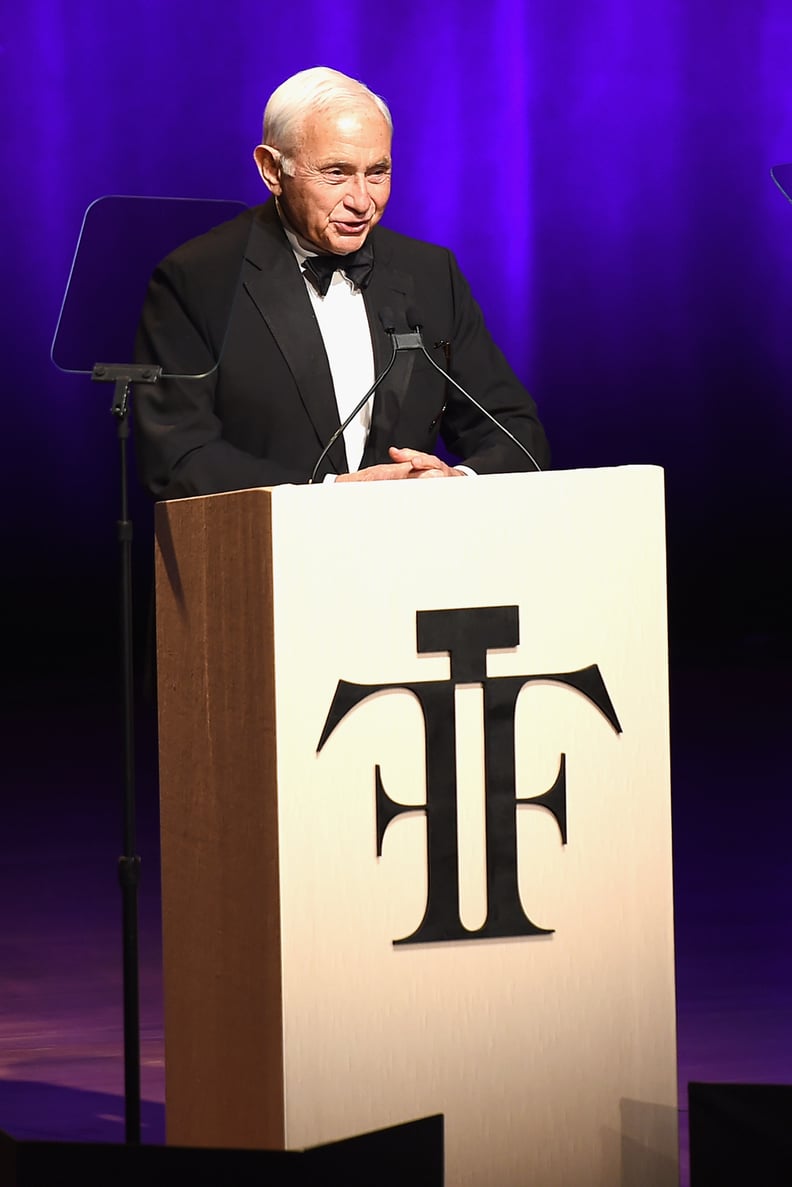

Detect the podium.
[{"left": 154, "top": 466, "right": 678, "bottom": 1187}]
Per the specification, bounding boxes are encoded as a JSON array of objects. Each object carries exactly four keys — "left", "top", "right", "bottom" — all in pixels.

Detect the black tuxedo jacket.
[{"left": 133, "top": 200, "right": 549, "bottom": 499}]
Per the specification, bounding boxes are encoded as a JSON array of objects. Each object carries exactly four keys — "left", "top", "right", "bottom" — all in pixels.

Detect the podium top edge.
[{"left": 157, "top": 464, "right": 665, "bottom": 508}]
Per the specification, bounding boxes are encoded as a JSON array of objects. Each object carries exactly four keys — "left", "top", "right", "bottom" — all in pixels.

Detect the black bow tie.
[{"left": 302, "top": 242, "right": 374, "bottom": 297}]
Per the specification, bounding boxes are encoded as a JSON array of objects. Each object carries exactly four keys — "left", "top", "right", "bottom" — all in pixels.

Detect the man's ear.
[{"left": 253, "top": 144, "right": 283, "bottom": 195}]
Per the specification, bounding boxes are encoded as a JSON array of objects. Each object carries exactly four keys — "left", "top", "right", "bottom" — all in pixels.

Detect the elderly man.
[{"left": 133, "top": 67, "right": 549, "bottom": 498}]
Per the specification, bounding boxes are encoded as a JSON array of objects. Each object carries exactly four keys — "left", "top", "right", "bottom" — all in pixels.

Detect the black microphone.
[
  {"left": 404, "top": 306, "right": 543, "bottom": 472},
  {"left": 309, "top": 308, "right": 408, "bottom": 484}
]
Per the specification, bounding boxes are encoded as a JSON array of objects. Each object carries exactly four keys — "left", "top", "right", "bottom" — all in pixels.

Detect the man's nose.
[{"left": 344, "top": 174, "right": 371, "bottom": 210}]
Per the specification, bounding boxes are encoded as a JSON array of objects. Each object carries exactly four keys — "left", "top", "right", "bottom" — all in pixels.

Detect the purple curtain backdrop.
[{"left": 2, "top": 0, "right": 792, "bottom": 669}]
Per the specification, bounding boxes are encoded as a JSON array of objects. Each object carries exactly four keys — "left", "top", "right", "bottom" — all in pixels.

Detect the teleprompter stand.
[
  {"left": 50, "top": 195, "right": 247, "bottom": 1143},
  {"left": 93, "top": 360, "right": 161, "bottom": 1144}
]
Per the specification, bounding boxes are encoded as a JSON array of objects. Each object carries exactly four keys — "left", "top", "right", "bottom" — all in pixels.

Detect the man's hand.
[
  {"left": 335, "top": 459, "right": 414, "bottom": 482},
  {"left": 336, "top": 448, "right": 465, "bottom": 482},
  {"left": 388, "top": 447, "right": 465, "bottom": 478}
]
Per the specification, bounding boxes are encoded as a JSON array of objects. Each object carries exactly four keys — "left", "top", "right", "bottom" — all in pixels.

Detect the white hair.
[{"left": 261, "top": 67, "right": 392, "bottom": 175}]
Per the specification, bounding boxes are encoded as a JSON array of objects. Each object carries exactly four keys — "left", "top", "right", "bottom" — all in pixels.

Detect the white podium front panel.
[{"left": 260, "top": 466, "right": 676, "bottom": 1186}]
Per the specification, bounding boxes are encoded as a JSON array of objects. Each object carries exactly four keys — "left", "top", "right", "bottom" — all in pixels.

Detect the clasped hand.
[{"left": 336, "top": 447, "right": 464, "bottom": 483}]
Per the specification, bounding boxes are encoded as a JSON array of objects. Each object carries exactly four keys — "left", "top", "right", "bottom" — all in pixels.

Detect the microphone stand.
[
  {"left": 309, "top": 337, "right": 398, "bottom": 484},
  {"left": 309, "top": 307, "right": 542, "bottom": 483},
  {"left": 92, "top": 359, "right": 161, "bottom": 1145},
  {"left": 404, "top": 315, "right": 543, "bottom": 473}
]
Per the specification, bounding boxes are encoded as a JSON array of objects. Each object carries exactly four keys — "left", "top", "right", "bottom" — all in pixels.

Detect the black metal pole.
[
  {"left": 90, "top": 364, "right": 159, "bottom": 1143},
  {"left": 113, "top": 377, "right": 141, "bottom": 1145}
]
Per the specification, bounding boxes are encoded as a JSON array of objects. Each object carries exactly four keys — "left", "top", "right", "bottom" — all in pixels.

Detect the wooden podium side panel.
[
  {"left": 155, "top": 489, "right": 285, "bottom": 1149},
  {"left": 267, "top": 467, "right": 677, "bottom": 1187}
]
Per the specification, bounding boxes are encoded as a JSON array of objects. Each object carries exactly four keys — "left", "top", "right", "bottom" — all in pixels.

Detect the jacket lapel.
[
  {"left": 241, "top": 205, "right": 420, "bottom": 475},
  {"left": 361, "top": 232, "right": 418, "bottom": 465},
  {"left": 242, "top": 203, "right": 349, "bottom": 475}
]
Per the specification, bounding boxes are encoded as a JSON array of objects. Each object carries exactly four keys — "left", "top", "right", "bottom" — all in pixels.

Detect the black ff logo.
[{"left": 318, "top": 606, "right": 621, "bottom": 946}]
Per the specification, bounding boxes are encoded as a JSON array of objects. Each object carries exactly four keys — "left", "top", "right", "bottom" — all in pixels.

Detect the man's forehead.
[{"left": 296, "top": 102, "right": 391, "bottom": 153}]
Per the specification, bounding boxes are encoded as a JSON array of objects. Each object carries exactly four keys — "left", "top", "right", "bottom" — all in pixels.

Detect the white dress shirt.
[{"left": 282, "top": 223, "right": 375, "bottom": 474}]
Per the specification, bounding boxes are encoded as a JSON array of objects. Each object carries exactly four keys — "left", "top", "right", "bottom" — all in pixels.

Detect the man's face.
[{"left": 261, "top": 103, "right": 392, "bottom": 255}]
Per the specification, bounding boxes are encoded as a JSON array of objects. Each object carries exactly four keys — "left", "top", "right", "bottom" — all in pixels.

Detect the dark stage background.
[
  {"left": 2, "top": 0, "right": 791, "bottom": 1173},
  {"left": 3, "top": 0, "right": 792, "bottom": 675}
]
